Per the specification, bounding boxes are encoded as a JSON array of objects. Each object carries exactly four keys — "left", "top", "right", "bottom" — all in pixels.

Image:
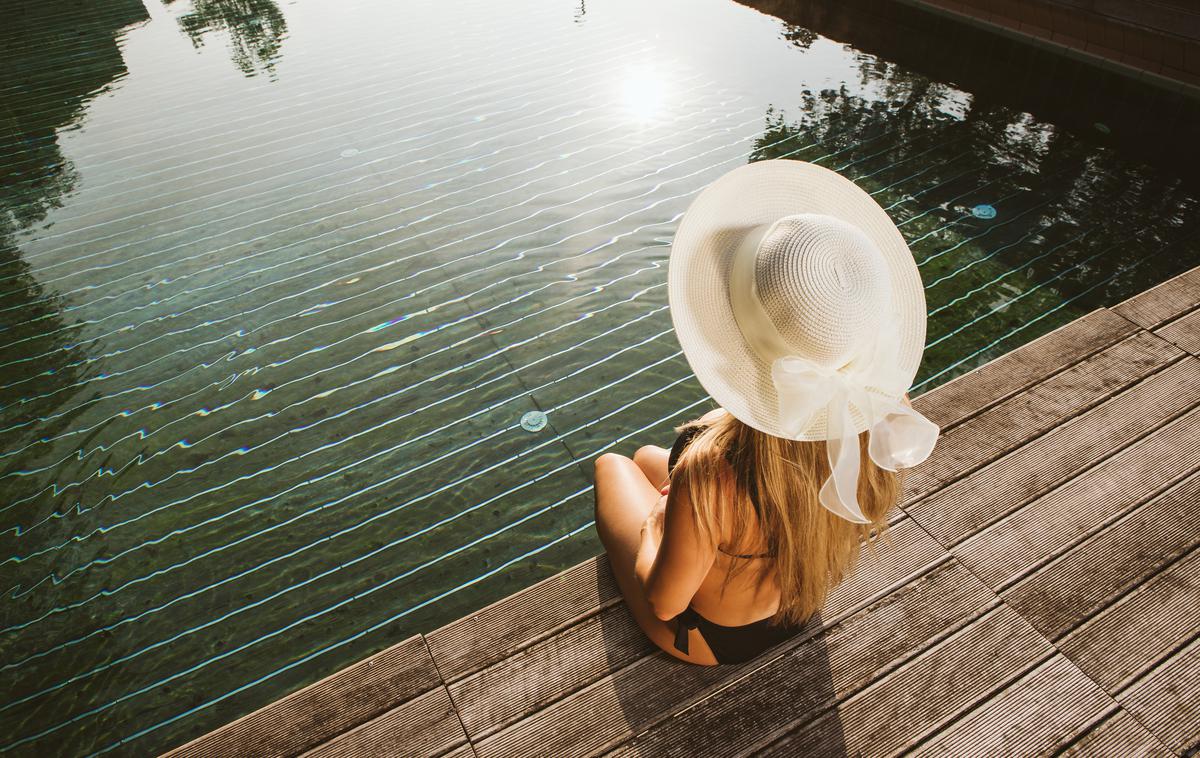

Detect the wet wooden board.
[
  {"left": 471, "top": 518, "right": 946, "bottom": 758},
  {"left": 905, "top": 655, "right": 1116, "bottom": 757},
  {"left": 1057, "top": 708, "right": 1172, "bottom": 757},
  {"left": 1058, "top": 546, "right": 1200, "bottom": 693},
  {"left": 299, "top": 684, "right": 471, "bottom": 758},
  {"left": 999, "top": 467, "right": 1200, "bottom": 640},
  {"left": 1111, "top": 264, "right": 1200, "bottom": 330},
  {"left": 1155, "top": 304, "right": 1200, "bottom": 356},
  {"left": 1118, "top": 634, "right": 1200, "bottom": 755},
  {"left": 953, "top": 405, "right": 1200, "bottom": 590},
  {"left": 907, "top": 354, "right": 1200, "bottom": 547},
  {"left": 162, "top": 634, "right": 442, "bottom": 757}
]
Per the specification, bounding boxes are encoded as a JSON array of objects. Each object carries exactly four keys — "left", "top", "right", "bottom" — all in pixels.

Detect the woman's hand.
[
  {"left": 641, "top": 493, "right": 668, "bottom": 542},
  {"left": 635, "top": 493, "right": 667, "bottom": 592}
]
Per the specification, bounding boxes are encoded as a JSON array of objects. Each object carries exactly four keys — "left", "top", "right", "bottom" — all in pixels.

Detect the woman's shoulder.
[{"left": 697, "top": 406, "right": 728, "bottom": 425}]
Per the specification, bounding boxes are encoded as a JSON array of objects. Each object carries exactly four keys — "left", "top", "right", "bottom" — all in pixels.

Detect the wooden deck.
[{"left": 163, "top": 264, "right": 1200, "bottom": 757}]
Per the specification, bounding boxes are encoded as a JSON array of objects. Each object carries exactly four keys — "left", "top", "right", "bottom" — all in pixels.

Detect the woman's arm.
[
  {"left": 633, "top": 502, "right": 662, "bottom": 591},
  {"left": 635, "top": 482, "right": 717, "bottom": 621}
]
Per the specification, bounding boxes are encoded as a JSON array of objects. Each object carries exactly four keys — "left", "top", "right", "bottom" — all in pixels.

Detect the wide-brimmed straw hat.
[{"left": 667, "top": 159, "right": 940, "bottom": 524}]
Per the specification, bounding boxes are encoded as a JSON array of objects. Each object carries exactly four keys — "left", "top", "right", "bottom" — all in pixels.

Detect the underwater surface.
[{"left": 1, "top": 0, "right": 1198, "bottom": 752}]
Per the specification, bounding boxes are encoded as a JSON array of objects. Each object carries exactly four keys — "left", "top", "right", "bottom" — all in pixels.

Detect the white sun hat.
[{"left": 667, "top": 159, "right": 940, "bottom": 524}]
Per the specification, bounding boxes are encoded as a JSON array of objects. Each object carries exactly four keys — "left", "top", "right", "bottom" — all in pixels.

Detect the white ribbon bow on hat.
[
  {"left": 729, "top": 219, "right": 941, "bottom": 524},
  {"left": 770, "top": 336, "right": 938, "bottom": 523}
]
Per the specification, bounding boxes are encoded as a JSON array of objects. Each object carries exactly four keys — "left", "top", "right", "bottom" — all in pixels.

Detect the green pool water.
[{"left": 1, "top": 0, "right": 1197, "bottom": 753}]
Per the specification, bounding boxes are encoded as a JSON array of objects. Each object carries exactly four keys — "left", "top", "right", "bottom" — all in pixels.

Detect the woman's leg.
[
  {"left": 592, "top": 452, "right": 718, "bottom": 666},
  {"left": 633, "top": 445, "right": 669, "bottom": 490}
]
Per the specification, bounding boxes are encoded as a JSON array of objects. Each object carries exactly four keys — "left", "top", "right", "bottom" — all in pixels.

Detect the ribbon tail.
[
  {"left": 818, "top": 384, "right": 871, "bottom": 524},
  {"left": 867, "top": 398, "right": 941, "bottom": 471}
]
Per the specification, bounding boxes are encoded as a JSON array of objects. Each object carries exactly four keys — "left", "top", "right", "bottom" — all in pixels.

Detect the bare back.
[{"left": 678, "top": 409, "right": 783, "bottom": 627}]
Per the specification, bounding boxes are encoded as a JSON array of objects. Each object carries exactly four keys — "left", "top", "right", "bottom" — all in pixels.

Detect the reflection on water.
[
  {"left": 0, "top": 0, "right": 1196, "bottom": 753},
  {"left": 0, "top": 241, "right": 93, "bottom": 441},
  {"left": 0, "top": 0, "right": 149, "bottom": 226},
  {"left": 0, "top": 0, "right": 149, "bottom": 448},
  {"left": 165, "top": 0, "right": 288, "bottom": 77},
  {"left": 748, "top": 88, "right": 1198, "bottom": 382}
]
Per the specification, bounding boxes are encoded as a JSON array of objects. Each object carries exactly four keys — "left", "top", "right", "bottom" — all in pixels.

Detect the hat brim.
[{"left": 668, "top": 159, "right": 927, "bottom": 441}]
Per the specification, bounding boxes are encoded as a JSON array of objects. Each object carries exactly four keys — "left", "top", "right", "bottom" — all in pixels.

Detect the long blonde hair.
[{"left": 669, "top": 407, "right": 906, "bottom": 627}]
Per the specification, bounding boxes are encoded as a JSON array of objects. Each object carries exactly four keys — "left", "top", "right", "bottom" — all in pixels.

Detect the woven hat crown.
[{"left": 753, "top": 213, "right": 893, "bottom": 370}]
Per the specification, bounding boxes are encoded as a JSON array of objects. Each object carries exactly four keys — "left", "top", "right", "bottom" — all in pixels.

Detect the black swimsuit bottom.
[
  {"left": 671, "top": 604, "right": 806, "bottom": 664},
  {"left": 664, "top": 423, "right": 807, "bottom": 664}
]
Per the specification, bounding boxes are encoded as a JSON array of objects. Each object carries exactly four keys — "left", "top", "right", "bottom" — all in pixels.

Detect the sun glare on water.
[{"left": 620, "top": 62, "right": 668, "bottom": 124}]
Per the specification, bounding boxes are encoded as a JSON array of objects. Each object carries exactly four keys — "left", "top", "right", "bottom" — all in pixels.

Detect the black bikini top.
[{"left": 666, "top": 422, "right": 775, "bottom": 560}]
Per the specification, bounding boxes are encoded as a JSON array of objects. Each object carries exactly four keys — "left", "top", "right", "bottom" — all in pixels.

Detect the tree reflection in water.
[
  {"left": 0, "top": 0, "right": 150, "bottom": 435},
  {"left": 166, "top": 0, "right": 288, "bottom": 78}
]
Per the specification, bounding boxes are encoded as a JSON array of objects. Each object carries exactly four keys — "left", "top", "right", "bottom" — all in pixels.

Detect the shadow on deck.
[{"left": 163, "top": 264, "right": 1200, "bottom": 757}]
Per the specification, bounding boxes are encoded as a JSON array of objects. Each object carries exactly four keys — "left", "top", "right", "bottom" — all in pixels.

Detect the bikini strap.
[
  {"left": 672, "top": 606, "right": 700, "bottom": 655},
  {"left": 719, "top": 547, "right": 775, "bottom": 559}
]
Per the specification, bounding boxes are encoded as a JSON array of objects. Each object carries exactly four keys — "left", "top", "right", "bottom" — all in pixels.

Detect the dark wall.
[{"left": 891, "top": 0, "right": 1200, "bottom": 90}]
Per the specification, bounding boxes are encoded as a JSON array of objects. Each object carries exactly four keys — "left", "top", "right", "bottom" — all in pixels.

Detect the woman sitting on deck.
[{"left": 593, "top": 159, "right": 941, "bottom": 666}]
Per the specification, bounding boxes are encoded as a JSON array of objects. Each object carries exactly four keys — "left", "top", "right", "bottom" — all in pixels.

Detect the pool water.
[{"left": 1, "top": 0, "right": 1198, "bottom": 753}]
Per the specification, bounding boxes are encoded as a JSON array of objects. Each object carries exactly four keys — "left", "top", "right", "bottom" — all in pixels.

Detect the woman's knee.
[
  {"left": 593, "top": 452, "right": 629, "bottom": 487},
  {"left": 633, "top": 445, "right": 662, "bottom": 465},
  {"left": 592, "top": 453, "right": 629, "bottom": 516}
]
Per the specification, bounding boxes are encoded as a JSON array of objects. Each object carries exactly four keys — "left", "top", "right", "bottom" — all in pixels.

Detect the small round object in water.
[
  {"left": 340, "top": 148, "right": 360, "bottom": 158},
  {"left": 520, "top": 410, "right": 548, "bottom": 432},
  {"left": 971, "top": 203, "right": 997, "bottom": 220},
  {"left": 1093, "top": 122, "right": 1111, "bottom": 135}
]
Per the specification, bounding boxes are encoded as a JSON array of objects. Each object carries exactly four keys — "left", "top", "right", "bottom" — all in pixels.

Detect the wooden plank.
[
  {"left": 472, "top": 518, "right": 947, "bottom": 758},
  {"left": 299, "top": 684, "right": 469, "bottom": 758},
  {"left": 425, "top": 554, "right": 619, "bottom": 683},
  {"left": 1111, "top": 264, "right": 1200, "bottom": 330},
  {"left": 602, "top": 559, "right": 997, "bottom": 757},
  {"left": 907, "top": 355, "right": 1200, "bottom": 547},
  {"left": 1155, "top": 305, "right": 1200, "bottom": 356},
  {"left": 1057, "top": 708, "right": 1173, "bottom": 757},
  {"left": 910, "top": 307, "right": 1137, "bottom": 430},
  {"left": 906, "top": 655, "right": 1115, "bottom": 757},
  {"left": 1001, "top": 467, "right": 1200, "bottom": 640},
  {"left": 816, "top": 519, "right": 947, "bottom": 617},
  {"left": 759, "top": 604, "right": 1053, "bottom": 757},
  {"left": 954, "top": 405, "right": 1200, "bottom": 590},
  {"left": 450, "top": 601, "right": 654, "bottom": 741},
  {"left": 163, "top": 634, "right": 441, "bottom": 758},
  {"left": 1118, "top": 633, "right": 1200, "bottom": 755},
  {"left": 904, "top": 329, "right": 1182, "bottom": 498},
  {"left": 1059, "top": 545, "right": 1200, "bottom": 692}
]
